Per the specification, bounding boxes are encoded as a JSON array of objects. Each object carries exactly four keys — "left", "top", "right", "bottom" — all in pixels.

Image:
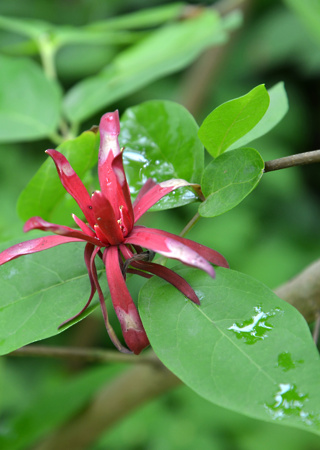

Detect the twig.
[
  {"left": 264, "top": 150, "right": 320, "bottom": 173},
  {"left": 8, "top": 345, "right": 159, "bottom": 366},
  {"left": 275, "top": 259, "right": 320, "bottom": 323},
  {"left": 34, "top": 353, "right": 180, "bottom": 450},
  {"left": 313, "top": 313, "right": 320, "bottom": 344}
]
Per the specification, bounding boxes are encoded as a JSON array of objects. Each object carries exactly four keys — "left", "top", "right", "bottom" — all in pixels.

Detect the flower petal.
[
  {"left": 98, "top": 111, "right": 121, "bottom": 197},
  {"left": 58, "top": 243, "right": 97, "bottom": 328},
  {"left": 133, "top": 178, "right": 157, "bottom": 208},
  {"left": 98, "top": 111, "right": 134, "bottom": 232},
  {"left": 125, "top": 227, "right": 215, "bottom": 278},
  {"left": 90, "top": 247, "right": 131, "bottom": 354},
  {"left": 91, "top": 191, "right": 123, "bottom": 245},
  {"left": 72, "top": 214, "right": 95, "bottom": 237},
  {"left": 104, "top": 245, "right": 149, "bottom": 355},
  {"left": 133, "top": 179, "right": 198, "bottom": 222},
  {"left": 131, "top": 260, "right": 200, "bottom": 305},
  {"left": 46, "top": 149, "right": 96, "bottom": 227},
  {"left": 133, "top": 226, "right": 229, "bottom": 268},
  {"left": 24, "top": 216, "right": 101, "bottom": 246},
  {"left": 112, "top": 152, "right": 134, "bottom": 231},
  {"left": 0, "top": 235, "right": 83, "bottom": 265}
]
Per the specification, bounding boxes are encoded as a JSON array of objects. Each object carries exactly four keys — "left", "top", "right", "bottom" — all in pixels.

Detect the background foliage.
[{"left": 1, "top": 0, "right": 320, "bottom": 448}]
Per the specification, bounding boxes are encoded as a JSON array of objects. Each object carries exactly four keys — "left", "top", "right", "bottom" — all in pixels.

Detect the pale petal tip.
[{"left": 99, "top": 110, "right": 120, "bottom": 136}]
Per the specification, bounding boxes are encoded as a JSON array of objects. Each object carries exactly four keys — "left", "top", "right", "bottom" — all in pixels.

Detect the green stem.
[
  {"left": 179, "top": 212, "right": 201, "bottom": 238},
  {"left": 38, "top": 34, "right": 58, "bottom": 81},
  {"left": 49, "top": 131, "right": 64, "bottom": 146}
]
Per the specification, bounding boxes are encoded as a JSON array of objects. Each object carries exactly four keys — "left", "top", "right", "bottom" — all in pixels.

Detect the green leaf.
[
  {"left": 17, "top": 130, "right": 99, "bottom": 224},
  {"left": 0, "top": 15, "right": 52, "bottom": 39},
  {"left": 198, "top": 85, "right": 270, "bottom": 158},
  {"left": 1, "top": 365, "right": 123, "bottom": 450},
  {"left": 88, "top": 3, "right": 185, "bottom": 31},
  {"left": 120, "top": 100, "right": 204, "bottom": 210},
  {"left": 139, "top": 267, "right": 320, "bottom": 435},
  {"left": 228, "top": 82, "right": 289, "bottom": 150},
  {"left": 199, "top": 147, "right": 264, "bottom": 217},
  {"left": 284, "top": 0, "right": 320, "bottom": 45},
  {"left": 63, "top": 10, "right": 226, "bottom": 123},
  {"left": 0, "top": 239, "right": 105, "bottom": 355},
  {"left": 0, "top": 55, "right": 61, "bottom": 142}
]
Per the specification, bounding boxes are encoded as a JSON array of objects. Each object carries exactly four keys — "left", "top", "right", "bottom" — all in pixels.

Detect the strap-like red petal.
[
  {"left": 46, "top": 149, "right": 96, "bottom": 227},
  {"left": 132, "top": 260, "right": 200, "bottom": 305},
  {"left": 104, "top": 245, "right": 149, "bottom": 355},
  {"left": 24, "top": 216, "right": 101, "bottom": 246},
  {"left": 58, "top": 243, "right": 97, "bottom": 328},
  {"left": 125, "top": 227, "right": 215, "bottom": 278},
  {"left": 0, "top": 235, "right": 83, "bottom": 265},
  {"left": 91, "top": 191, "right": 124, "bottom": 245},
  {"left": 133, "top": 179, "right": 196, "bottom": 222},
  {"left": 133, "top": 226, "right": 229, "bottom": 268}
]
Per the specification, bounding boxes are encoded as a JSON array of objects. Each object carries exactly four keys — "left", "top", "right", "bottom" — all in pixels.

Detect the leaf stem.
[
  {"left": 8, "top": 345, "right": 159, "bottom": 365},
  {"left": 38, "top": 33, "right": 58, "bottom": 81},
  {"left": 264, "top": 150, "right": 320, "bottom": 172},
  {"left": 179, "top": 212, "right": 201, "bottom": 238},
  {"left": 49, "top": 131, "right": 64, "bottom": 146}
]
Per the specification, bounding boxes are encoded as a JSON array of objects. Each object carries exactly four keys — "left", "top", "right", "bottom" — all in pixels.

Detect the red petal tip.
[
  {"left": 115, "top": 306, "right": 150, "bottom": 355},
  {"left": 99, "top": 111, "right": 120, "bottom": 136}
]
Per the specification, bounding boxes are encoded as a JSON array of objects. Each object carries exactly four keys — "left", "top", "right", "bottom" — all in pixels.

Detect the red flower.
[{"left": 0, "top": 111, "right": 228, "bottom": 354}]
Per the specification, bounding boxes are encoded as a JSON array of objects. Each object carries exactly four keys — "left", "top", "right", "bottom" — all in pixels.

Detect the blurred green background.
[{"left": 1, "top": 0, "right": 320, "bottom": 448}]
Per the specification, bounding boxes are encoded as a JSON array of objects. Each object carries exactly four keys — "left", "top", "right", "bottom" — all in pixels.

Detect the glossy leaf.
[
  {"left": 17, "top": 131, "right": 99, "bottom": 224},
  {"left": 199, "top": 147, "right": 264, "bottom": 217},
  {"left": 198, "top": 85, "right": 270, "bottom": 158},
  {"left": 0, "top": 239, "right": 105, "bottom": 355},
  {"left": 139, "top": 267, "right": 320, "bottom": 435},
  {"left": 120, "top": 100, "right": 204, "bottom": 210},
  {"left": 63, "top": 10, "right": 226, "bottom": 123},
  {"left": 0, "top": 55, "right": 61, "bottom": 142},
  {"left": 228, "top": 82, "right": 289, "bottom": 150}
]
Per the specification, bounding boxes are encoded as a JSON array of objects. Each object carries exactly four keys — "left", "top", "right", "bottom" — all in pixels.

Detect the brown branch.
[
  {"left": 8, "top": 345, "right": 157, "bottom": 365},
  {"left": 34, "top": 352, "right": 181, "bottom": 450},
  {"left": 275, "top": 259, "right": 320, "bottom": 323},
  {"left": 264, "top": 150, "right": 320, "bottom": 173}
]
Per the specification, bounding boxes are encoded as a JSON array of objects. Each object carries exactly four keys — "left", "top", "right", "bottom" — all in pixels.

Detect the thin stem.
[
  {"left": 38, "top": 34, "right": 58, "bottom": 81},
  {"left": 49, "top": 131, "right": 64, "bottom": 146},
  {"left": 313, "top": 314, "right": 320, "bottom": 344},
  {"left": 179, "top": 212, "right": 201, "bottom": 238},
  {"left": 264, "top": 150, "right": 320, "bottom": 173},
  {"left": 8, "top": 345, "right": 159, "bottom": 365}
]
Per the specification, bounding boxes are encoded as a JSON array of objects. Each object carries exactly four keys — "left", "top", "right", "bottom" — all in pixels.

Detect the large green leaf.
[
  {"left": 198, "top": 85, "right": 270, "bottom": 158},
  {"left": 17, "top": 130, "right": 99, "bottom": 224},
  {"left": 120, "top": 100, "right": 204, "bottom": 210},
  {"left": 0, "top": 239, "right": 105, "bottom": 355},
  {"left": 228, "top": 82, "right": 289, "bottom": 150},
  {"left": 199, "top": 147, "right": 264, "bottom": 217},
  {"left": 0, "top": 55, "right": 61, "bottom": 142},
  {"left": 139, "top": 267, "right": 320, "bottom": 435},
  {"left": 63, "top": 10, "right": 226, "bottom": 123}
]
